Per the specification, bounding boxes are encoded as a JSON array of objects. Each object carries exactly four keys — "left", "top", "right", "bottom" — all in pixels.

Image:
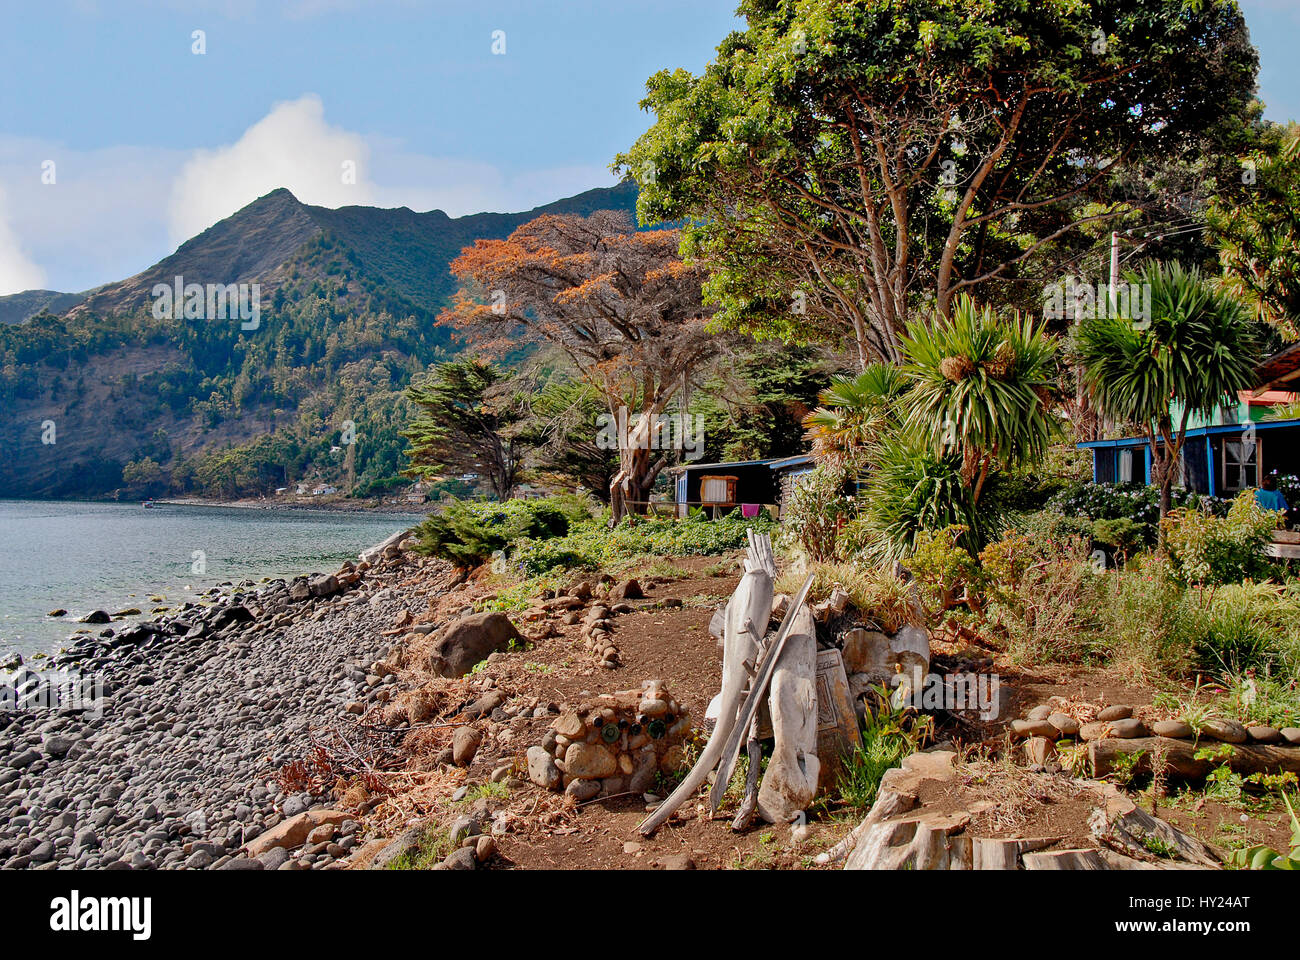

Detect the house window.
[{"left": 1221, "top": 438, "right": 1260, "bottom": 492}]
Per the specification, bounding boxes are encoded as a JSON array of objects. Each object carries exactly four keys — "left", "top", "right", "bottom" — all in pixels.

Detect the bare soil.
[{"left": 357, "top": 551, "right": 1294, "bottom": 870}]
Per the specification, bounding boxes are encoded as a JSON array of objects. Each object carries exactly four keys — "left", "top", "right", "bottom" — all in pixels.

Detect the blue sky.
[{"left": 0, "top": 0, "right": 1295, "bottom": 294}]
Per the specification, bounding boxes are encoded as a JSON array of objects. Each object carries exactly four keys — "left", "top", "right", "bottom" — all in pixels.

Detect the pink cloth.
[{"left": 741, "top": 503, "right": 761, "bottom": 518}]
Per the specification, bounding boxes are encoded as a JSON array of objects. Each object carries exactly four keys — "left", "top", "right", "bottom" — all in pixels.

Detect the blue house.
[{"left": 1078, "top": 344, "right": 1300, "bottom": 495}]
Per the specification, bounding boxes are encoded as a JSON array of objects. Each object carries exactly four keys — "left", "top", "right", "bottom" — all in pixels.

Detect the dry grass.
[
  {"left": 954, "top": 756, "right": 1095, "bottom": 835},
  {"left": 776, "top": 560, "right": 920, "bottom": 633}
]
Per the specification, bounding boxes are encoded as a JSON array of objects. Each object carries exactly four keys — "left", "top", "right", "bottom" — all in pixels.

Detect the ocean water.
[{"left": 0, "top": 500, "right": 420, "bottom": 658}]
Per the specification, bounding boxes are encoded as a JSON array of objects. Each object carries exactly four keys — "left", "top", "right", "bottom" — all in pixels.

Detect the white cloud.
[
  {"left": 168, "top": 94, "right": 376, "bottom": 244},
  {"left": 0, "top": 186, "right": 47, "bottom": 296},
  {"left": 2, "top": 95, "right": 616, "bottom": 293}
]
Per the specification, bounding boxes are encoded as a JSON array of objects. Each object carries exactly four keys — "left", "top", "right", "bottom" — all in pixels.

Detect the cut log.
[
  {"left": 1022, "top": 849, "right": 1110, "bottom": 870},
  {"left": 1095, "top": 789, "right": 1222, "bottom": 867},
  {"left": 819, "top": 747, "right": 957, "bottom": 866},
  {"left": 1088, "top": 736, "right": 1300, "bottom": 779},
  {"left": 756, "top": 603, "right": 820, "bottom": 824}
]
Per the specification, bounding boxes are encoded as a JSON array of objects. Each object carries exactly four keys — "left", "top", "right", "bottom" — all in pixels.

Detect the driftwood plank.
[
  {"left": 709, "top": 573, "right": 815, "bottom": 813},
  {"left": 637, "top": 538, "right": 776, "bottom": 836}
]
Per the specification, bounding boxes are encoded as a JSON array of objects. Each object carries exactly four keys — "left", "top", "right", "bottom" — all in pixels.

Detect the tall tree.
[
  {"left": 439, "top": 211, "right": 720, "bottom": 521},
  {"left": 402, "top": 358, "right": 534, "bottom": 501},
  {"left": 1076, "top": 262, "right": 1261, "bottom": 535},
  {"left": 615, "top": 0, "right": 1258, "bottom": 366},
  {"left": 901, "top": 296, "right": 1058, "bottom": 505},
  {"left": 1210, "top": 122, "right": 1300, "bottom": 342},
  {"left": 527, "top": 376, "right": 619, "bottom": 502}
]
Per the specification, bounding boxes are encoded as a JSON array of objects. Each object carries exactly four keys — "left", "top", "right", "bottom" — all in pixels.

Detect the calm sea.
[{"left": 0, "top": 500, "right": 420, "bottom": 658}]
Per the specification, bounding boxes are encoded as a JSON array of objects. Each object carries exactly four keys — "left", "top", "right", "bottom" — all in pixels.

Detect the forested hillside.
[{"left": 0, "top": 182, "right": 638, "bottom": 499}]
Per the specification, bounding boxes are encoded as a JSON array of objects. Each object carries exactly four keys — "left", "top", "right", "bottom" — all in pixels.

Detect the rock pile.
[
  {"left": 515, "top": 576, "right": 646, "bottom": 669},
  {"left": 0, "top": 543, "right": 444, "bottom": 870},
  {"left": 527, "top": 680, "right": 690, "bottom": 802},
  {"left": 1011, "top": 702, "right": 1300, "bottom": 779}
]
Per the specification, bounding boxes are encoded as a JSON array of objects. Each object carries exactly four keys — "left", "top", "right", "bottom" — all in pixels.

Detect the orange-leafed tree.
[{"left": 440, "top": 210, "right": 719, "bottom": 522}]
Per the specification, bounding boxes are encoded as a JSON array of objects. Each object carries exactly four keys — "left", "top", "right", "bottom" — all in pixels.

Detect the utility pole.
[{"left": 1108, "top": 230, "right": 1120, "bottom": 315}]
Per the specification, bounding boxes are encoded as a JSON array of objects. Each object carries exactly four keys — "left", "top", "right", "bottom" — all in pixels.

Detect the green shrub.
[
  {"left": 977, "top": 533, "right": 1105, "bottom": 665},
  {"left": 858, "top": 435, "right": 998, "bottom": 564},
  {"left": 1161, "top": 492, "right": 1278, "bottom": 585},
  {"left": 412, "top": 495, "right": 596, "bottom": 569},
  {"left": 1048, "top": 481, "right": 1228, "bottom": 546},
  {"left": 776, "top": 463, "right": 860, "bottom": 563},
  {"left": 505, "top": 506, "right": 775, "bottom": 577}
]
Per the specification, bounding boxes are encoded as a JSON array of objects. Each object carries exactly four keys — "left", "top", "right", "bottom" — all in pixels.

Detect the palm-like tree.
[
  {"left": 1075, "top": 262, "right": 1261, "bottom": 535},
  {"left": 801, "top": 362, "right": 908, "bottom": 469},
  {"left": 900, "top": 296, "right": 1058, "bottom": 505}
]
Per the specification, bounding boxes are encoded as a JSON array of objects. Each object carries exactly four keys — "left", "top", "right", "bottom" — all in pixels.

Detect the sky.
[{"left": 0, "top": 0, "right": 1296, "bottom": 295}]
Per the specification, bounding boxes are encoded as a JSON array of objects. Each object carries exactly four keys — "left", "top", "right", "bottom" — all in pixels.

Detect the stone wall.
[{"left": 527, "top": 680, "right": 690, "bottom": 802}]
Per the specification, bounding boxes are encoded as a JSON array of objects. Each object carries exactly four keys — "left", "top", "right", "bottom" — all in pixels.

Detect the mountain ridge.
[{"left": 0, "top": 180, "right": 639, "bottom": 499}]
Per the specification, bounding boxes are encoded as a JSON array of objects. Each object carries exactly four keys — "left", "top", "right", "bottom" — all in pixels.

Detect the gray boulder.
[{"left": 426, "top": 612, "right": 523, "bottom": 678}]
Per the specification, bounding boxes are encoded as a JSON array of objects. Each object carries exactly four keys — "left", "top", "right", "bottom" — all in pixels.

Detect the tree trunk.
[{"left": 608, "top": 405, "right": 666, "bottom": 524}]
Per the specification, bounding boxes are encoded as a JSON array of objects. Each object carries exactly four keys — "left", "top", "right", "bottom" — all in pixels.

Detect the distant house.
[
  {"left": 1078, "top": 346, "right": 1300, "bottom": 496},
  {"left": 670, "top": 454, "right": 815, "bottom": 518}
]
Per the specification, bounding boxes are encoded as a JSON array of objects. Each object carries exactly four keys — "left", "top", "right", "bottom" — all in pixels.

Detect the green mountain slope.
[
  {"left": 0, "top": 289, "right": 89, "bottom": 325},
  {"left": 0, "top": 182, "right": 638, "bottom": 500}
]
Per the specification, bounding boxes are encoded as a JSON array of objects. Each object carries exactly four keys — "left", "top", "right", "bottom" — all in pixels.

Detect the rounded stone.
[
  {"left": 1201, "top": 719, "right": 1248, "bottom": 744},
  {"left": 564, "top": 778, "right": 600, "bottom": 802},
  {"left": 1047, "top": 713, "right": 1080, "bottom": 737},
  {"left": 563, "top": 742, "right": 617, "bottom": 780},
  {"left": 1026, "top": 705, "right": 1053, "bottom": 721},
  {"left": 1011, "top": 718, "right": 1058, "bottom": 739},
  {"left": 1109, "top": 718, "right": 1147, "bottom": 739},
  {"left": 1097, "top": 705, "right": 1133, "bottom": 722},
  {"left": 1151, "top": 720, "right": 1194, "bottom": 739}
]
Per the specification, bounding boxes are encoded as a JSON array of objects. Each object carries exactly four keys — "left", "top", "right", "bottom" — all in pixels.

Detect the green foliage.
[
  {"left": 858, "top": 433, "right": 994, "bottom": 564},
  {"left": 801, "top": 362, "right": 907, "bottom": 469},
  {"left": 412, "top": 496, "right": 594, "bottom": 570},
  {"left": 403, "top": 358, "right": 537, "bottom": 501},
  {"left": 980, "top": 534, "right": 1105, "bottom": 665},
  {"left": 508, "top": 508, "right": 775, "bottom": 578},
  {"left": 1048, "top": 481, "right": 1229, "bottom": 546},
  {"left": 901, "top": 297, "right": 1058, "bottom": 494},
  {"left": 904, "top": 526, "right": 979, "bottom": 617},
  {"left": 1091, "top": 517, "right": 1146, "bottom": 562},
  {"left": 1075, "top": 262, "right": 1262, "bottom": 528},
  {"left": 776, "top": 464, "right": 859, "bottom": 563},
  {"left": 692, "top": 343, "right": 843, "bottom": 463},
  {"left": 1225, "top": 789, "right": 1300, "bottom": 870},
  {"left": 838, "top": 688, "right": 930, "bottom": 811},
  {"left": 1160, "top": 492, "right": 1279, "bottom": 586},
  {"left": 616, "top": 0, "right": 1257, "bottom": 358},
  {"left": 1210, "top": 123, "right": 1300, "bottom": 341}
]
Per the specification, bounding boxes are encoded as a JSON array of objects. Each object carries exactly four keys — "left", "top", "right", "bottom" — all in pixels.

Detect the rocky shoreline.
[{"left": 0, "top": 532, "right": 439, "bottom": 871}]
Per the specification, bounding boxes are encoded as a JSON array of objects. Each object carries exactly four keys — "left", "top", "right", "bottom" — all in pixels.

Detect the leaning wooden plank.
[
  {"left": 709, "top": 573, "right": 815, "bottom": 814},
  {"left": 637, "top": 563, "right": 774, "bottom": 835},
  {"left": 1088, "top": 736, "right": 1300, "bottom": 779}
]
